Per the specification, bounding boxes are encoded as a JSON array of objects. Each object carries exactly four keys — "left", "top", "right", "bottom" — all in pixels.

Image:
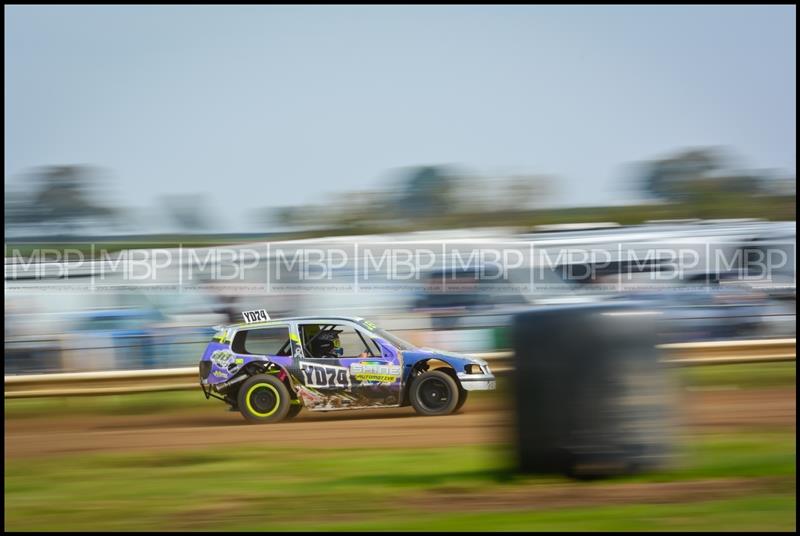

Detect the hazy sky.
[{"left": 5, "top": 5, "right": 796, "bottom": 231}]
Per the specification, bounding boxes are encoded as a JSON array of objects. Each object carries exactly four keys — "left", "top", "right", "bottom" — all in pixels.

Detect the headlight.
[{"left": 466, "top": 364, "right": 482, "bottom": 374}]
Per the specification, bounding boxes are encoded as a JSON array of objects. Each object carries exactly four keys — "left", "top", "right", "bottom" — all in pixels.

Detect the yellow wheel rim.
[{"left": 245, "top": 383, "right": 280, "bottom": 417}]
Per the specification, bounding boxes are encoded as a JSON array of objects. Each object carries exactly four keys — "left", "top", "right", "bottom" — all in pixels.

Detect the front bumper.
[{"left": 457, "top": 366, "right": 497, "bottom": 391}]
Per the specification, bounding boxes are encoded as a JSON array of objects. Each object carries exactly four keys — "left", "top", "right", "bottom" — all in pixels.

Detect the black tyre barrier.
[{"left": 511, "top": 301, "right": 675, "bottom": 479}]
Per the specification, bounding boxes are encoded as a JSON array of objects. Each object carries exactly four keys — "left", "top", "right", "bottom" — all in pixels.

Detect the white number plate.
[{"left": 241, "top": 309, "right": 271, "bottom": 323}]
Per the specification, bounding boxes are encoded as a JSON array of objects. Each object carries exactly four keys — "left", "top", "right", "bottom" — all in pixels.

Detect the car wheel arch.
[
  {"left": 240, "top": 361, "right": 298, "bottom": 400},
  {"left": 407, "top": 358, "right": 461, "bottom": 390}
]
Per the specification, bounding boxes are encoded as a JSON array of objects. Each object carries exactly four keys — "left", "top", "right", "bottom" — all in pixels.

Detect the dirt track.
[{"left": 4, "top": 388, "right": 795, "bottom": 460}]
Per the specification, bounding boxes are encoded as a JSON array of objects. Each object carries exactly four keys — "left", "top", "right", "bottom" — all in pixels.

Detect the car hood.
[{"left": 405, "top": 347, "right": 488, "bottom": 368}]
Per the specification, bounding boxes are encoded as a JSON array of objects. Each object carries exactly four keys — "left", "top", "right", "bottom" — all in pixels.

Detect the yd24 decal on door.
[{"left": 299, "top": 361, "right": 351, "bottom": 389}]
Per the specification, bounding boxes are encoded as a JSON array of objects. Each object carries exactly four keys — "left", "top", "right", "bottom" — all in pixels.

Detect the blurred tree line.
[
  {"left": 260, "top": 147, "right": 794, "bottom": 234},
  {"left": 4, "top": 165, "right": 118, "bottom": 234},
  {"left": 641, "top": 146, "right": 793, "bottom": 202},
  {"left": 262, "top": 165, "right": 555, "bottom": 232},
  {"left": 4, "top": 165, "right": 217, "bottom": 237},
  {"left": 4, "top": 147, "right": 795, "bottom": 239}
]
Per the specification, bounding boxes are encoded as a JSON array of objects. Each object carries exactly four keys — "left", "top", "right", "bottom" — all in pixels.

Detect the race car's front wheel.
[
  {"left": 454, "top": 388, "right": 469, "bottom": 413},
  {"left": 237, "top": 374, "right": 291, "bottom": 424},
  {"left": 409, "top": 370, "right": 460, "bottom": 416}
]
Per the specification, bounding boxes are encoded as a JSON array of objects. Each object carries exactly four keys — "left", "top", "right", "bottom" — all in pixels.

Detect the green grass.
[
  {"left": 4, "top": 431, "right": 795, "bottom": 531},
  {"left": 615, "top": 431, "right": 796, "bottom": 483},
  {"left": 4, "top": 389, "right": 209, "bottom": 419},
  {"left": 247, "top": 495, "right": 797, "bottom": 532},
  {"left": 679, "top": 362, "right": 796, "bottom": 390}
]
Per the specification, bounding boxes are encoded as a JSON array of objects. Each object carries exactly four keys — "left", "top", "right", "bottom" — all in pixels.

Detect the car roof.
[{"left": 225, "top": 315, "right": 368, "bottom": 330}]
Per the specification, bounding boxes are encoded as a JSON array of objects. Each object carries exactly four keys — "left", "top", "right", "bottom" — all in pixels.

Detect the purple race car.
[{"left": 199, "top": 313, "right": 496, "bottom": 423}]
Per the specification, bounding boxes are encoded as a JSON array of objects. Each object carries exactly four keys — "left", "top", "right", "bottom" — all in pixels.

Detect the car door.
[
  {"left": 338, "top": 324, "right": 402, "bottom": 407},
  {"left": 294, "top": 321, "right": 401, "bottom": 409}
]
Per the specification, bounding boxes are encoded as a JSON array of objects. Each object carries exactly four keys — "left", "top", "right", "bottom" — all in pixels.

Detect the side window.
[
  {"left": 337, "top": 327, "right": 377, "bottom": 357},
  {"left": 299, "top": 324, "right": 379, "bottom": 358},
  {"left": 232, "top": 326, "right": 291, "bottom": 356}
]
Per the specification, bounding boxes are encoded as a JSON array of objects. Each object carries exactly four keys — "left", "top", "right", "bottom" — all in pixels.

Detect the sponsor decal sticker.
[
  {"left": 350, "top": 362, "right": 401, "bottom": 383},
  {"left": 210, "top": 350, "right": 235, "bottom": 367},
  {"left": 299, "top": 361, "right": 351, "bottom": 389}
]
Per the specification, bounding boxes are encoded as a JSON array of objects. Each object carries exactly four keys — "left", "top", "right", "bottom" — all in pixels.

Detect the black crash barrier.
[{"left": 512, "top": 301, "right": 675, "bottom": 479}]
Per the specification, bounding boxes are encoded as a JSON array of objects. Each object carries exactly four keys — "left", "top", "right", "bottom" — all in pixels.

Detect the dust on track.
[
  {"left": 4, "top": 388, "right": 795, "bottom": 460},
  {"left": 4, "top": 402, "right": 513, "bottom": 459}
]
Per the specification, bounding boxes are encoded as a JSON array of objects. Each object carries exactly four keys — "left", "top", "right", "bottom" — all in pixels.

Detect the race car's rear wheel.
[
  {"left": 237, "top": 374, "right": 291, "bottom": 424},
  {"left": 286, "top": 403, "right": 302, "bottom": 420},
  {"left": 409, "top": 370, "right": 459, "bottom": 416}
]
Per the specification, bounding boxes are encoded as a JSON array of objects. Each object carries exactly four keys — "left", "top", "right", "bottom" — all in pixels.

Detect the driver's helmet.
[{"left": 311, "top": 330, "right": 343, "bottom": 358}]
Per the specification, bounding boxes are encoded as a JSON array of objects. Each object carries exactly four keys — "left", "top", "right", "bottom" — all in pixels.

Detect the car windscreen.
[{"left": 357, "top": 320, "right": 415, "bottom": 351}]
